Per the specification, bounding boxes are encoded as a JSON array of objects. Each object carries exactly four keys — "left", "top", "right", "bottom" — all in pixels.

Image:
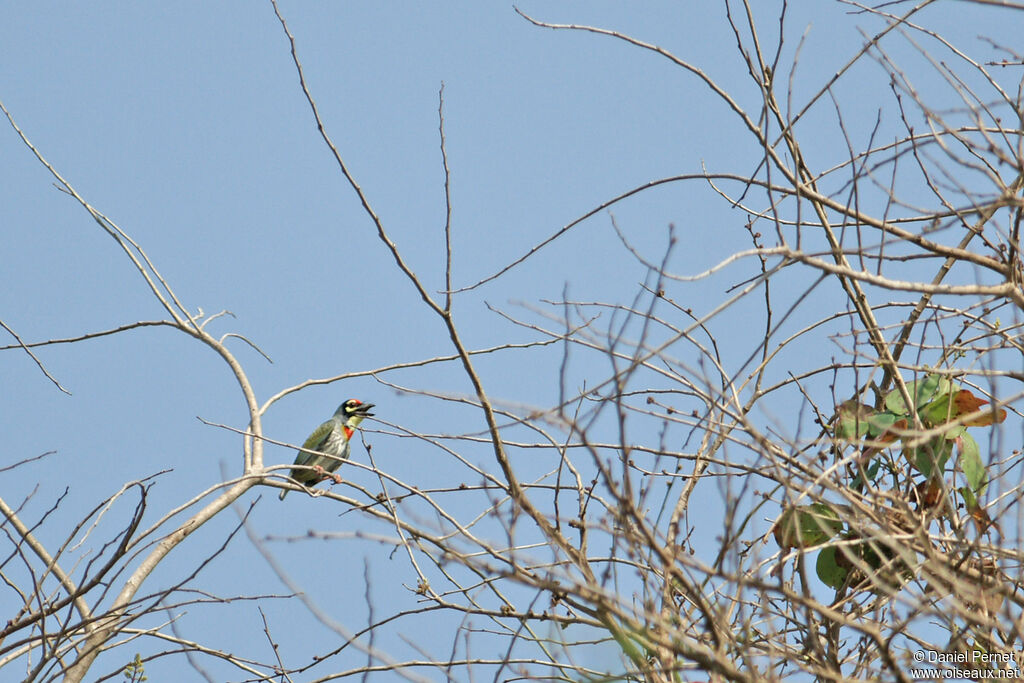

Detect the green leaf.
[
  {"left": 884, "top": 374, "right": 951, "bottom": 415},
  {"left": 884, "top": 386, "right": 908, "bottom": 415},
  {"left": 773, "top": 503, "right": 844, "bottom": 549},
  {"left": 836, "top": 416, "right": 870, "bottom": 440},
  {"left": 850, "top": 459, "right": 881, "bottom": 491},
  {"left": 816, "top": 546, "right": 848, "bottom": 589},
  {"left": 835, "top": 401, "right": 873, "bottom": 440},
  {"left": 944, "top": 424, "right": 966, "bottom": 440},
  {"left": 905, "top": 435, "right": 954, "bottom": 478},
  {"left": 865, "top": 412, "right": 899, "bottom": 437},
  {"left": 920, "top": 392, "right": 957, "bottom": 427},
  {"left": 958, "top": 433, "right": 985, "bottom": 494},
  {"left": 960, "top": 485, "right": 978, "bottom": 510}
]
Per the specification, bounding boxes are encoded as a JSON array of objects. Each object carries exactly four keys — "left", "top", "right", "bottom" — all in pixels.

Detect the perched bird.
[{"left": 279, "top": 399, "right": 375, "bottom": 500}]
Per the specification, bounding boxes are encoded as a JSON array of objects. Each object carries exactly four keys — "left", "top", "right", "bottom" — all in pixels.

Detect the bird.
[{"left": 279, "top": 399, "right": 375, "bottom": 500}]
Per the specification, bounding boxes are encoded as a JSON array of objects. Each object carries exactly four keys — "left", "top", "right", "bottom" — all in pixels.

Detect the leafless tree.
[{"left": 3, "top": 1, "right": 1024, "bottom": 681}]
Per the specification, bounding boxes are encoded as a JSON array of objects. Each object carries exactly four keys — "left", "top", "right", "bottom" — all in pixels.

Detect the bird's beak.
[{"left": 355, "top": 402, "right": 375, "bottom": 418}]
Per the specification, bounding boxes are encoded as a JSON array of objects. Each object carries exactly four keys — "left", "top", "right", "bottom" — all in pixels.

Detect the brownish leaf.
[
  {"left": 954, "top": 389, "right": 1006, "bottom": 427},
  {"left": 912, "top": 479, "right": 945, "bottom": 512},
  {"left": 966, "top": 499, "right": 1000, "bottom": 535},
  {"left": 858, "top": 418, "right": 909, "bottom": 463},
  {"left": 875, "top": 418, "right": 908, "bottom": 445}
]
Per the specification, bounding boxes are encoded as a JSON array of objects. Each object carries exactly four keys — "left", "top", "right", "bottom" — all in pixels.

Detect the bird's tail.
[{"left": 278, "top": 488, "right": 289, "bottom": 501}]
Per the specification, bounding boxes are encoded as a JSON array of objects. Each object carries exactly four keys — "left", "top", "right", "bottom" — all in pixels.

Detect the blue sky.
[{"left": 2, "top": 2, "right": 1020, "bottom": 681}]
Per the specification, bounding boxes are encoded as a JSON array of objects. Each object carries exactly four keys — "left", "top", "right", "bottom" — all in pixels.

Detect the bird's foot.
[{"left": 310, "top": 465, "right": 341, "bottom": 486}]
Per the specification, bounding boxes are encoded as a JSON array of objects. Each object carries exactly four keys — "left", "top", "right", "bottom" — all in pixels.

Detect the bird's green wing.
[{"left": 292, "top": 420, "right": 333, "bottom": 466}]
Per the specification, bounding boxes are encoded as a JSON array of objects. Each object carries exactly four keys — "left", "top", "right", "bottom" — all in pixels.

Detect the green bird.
[{"left": 279, "top": 399, "right": 375, "bottom": 500}]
